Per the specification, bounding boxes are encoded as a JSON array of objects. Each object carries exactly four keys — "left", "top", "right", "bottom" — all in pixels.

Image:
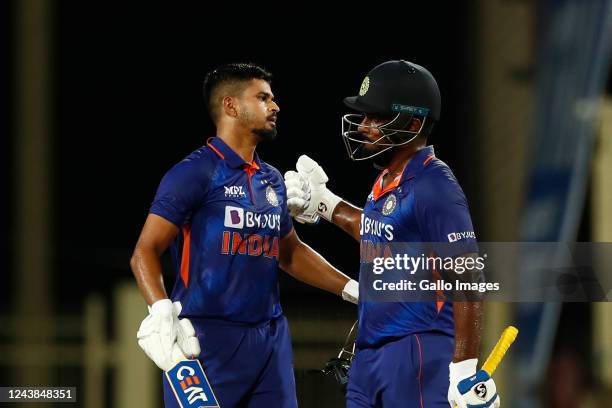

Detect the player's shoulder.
[
  {"left": 165, "top": 145, "right": 220, "bottom": 181},
  {"left": 412, "top": 158, "right": 467, "bottom": 204},
  {"left": 420, "top": 158, "right": 460, "bottom": 186}
]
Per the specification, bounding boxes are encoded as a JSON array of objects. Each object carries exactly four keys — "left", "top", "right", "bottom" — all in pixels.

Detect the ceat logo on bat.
[{"left": 165, "top": 360, "right": 220, "bottom": 408}]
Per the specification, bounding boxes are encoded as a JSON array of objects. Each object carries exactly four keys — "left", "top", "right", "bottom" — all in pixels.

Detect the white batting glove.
[
  {"left": 448, "top": 359, "right": 500, "bottom": 408},
  {"left": 284, "top": 170, "right": 320, "bottom": 224},
  {"left": 137, "top": 299, "right": 185, "bottom": 371},
  {"left": 342, "top": 279, "right": 359, "bottom": 304},
  {"left": 286, "top": 155, "right": 342, "bottom": 222},
  {"left": 172, "top": 301, "right": 201, "bottom": 359}
]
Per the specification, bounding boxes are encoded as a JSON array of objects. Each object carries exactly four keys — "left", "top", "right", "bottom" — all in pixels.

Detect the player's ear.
[
  {"left": 408, "top": 117, "right": 422, "bottom": 132},
  {"left": 222, "top": 96, "right": 238, "bottom": 118}
]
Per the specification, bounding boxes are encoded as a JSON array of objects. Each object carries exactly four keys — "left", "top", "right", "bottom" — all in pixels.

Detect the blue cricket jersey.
[
  {"left": 357, "top": 146, "right": 478, "bottom": 348},
  {"left": 150, "top": 137, "right": 293, "bottom": 324}
]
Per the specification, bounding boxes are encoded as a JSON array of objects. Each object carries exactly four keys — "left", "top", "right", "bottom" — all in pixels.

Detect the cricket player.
[
  {"left": 285, "top": 60, "right": 500, "bottom": 407},
  {"left": 130, "top": 63, "right": 358, "bottom": 408}
]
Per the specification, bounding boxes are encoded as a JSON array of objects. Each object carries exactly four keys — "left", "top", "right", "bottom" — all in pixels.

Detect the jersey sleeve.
[
  {"left": 150, "top": 157, "right": 212, "bottom": 227},
  {"left": 413, "top": 166, "right": 478, "bottom": 257}
]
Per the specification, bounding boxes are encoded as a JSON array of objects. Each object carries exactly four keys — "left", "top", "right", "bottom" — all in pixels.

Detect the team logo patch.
[
  {"left": 165, "top": 359, "right": 220, "bottom": 408},
  {"left": 224, "top": 185, "right": 247, "bottom": 198},
  {"left": 224, "top": 206, "right": 244, "bottom": 229},
  {"left": 359, "top": 76, "right": 370, "bottom": 96},
  {"left": 266, "top": 185, "right": 279, "bottom": 206},
  {"left": 382, "top": 194, "right": 397, "bottom": 216},
  {"left": 474, "top": 382, "right": 488, "bottom": 400}
]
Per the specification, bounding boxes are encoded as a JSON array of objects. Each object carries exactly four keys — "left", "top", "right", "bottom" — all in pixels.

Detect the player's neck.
[
  {"left": 217, "top": 130, "right": 257, "bottom": 164},
  {"left": 387, "top": 142, "right": 427, "bottom": 177}
]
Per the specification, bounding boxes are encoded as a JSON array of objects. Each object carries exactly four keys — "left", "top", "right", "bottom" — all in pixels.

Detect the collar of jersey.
[
  {"left": 371, "top": 145, "right": 436, "bottom": 201},
  {"left": 207, "top": 137, "right": 261, "bottom": 171}
]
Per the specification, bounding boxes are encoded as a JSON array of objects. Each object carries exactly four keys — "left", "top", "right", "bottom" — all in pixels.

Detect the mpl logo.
[
  {"left": 224, "top": 206, "right": 244, "bottom": 229},
  {"left": 165, "top": 360, "right": 219, "bottom": 408},
  {"left": 447, "top": 231, "right": 476, "bottom": 242},
  {"left": 224, "top": 185, "right": 246, "bottom": 198}
]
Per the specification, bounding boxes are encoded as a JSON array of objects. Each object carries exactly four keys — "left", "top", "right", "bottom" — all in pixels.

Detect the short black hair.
[{"left": 203, "top": 63, "right": 273, "bottom": 123}]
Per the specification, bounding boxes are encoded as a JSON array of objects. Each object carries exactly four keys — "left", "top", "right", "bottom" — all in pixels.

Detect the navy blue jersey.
[
  {"left": 150, "top": 137, "right": 293, "bottom": 324},
  {"left": 357, "top": 146, "right": 477, "bottom": 348}
]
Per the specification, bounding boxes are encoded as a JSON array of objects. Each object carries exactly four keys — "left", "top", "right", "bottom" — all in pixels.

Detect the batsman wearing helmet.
[{"left": 285, "top": 60, "right": 500, "bottom": 407}]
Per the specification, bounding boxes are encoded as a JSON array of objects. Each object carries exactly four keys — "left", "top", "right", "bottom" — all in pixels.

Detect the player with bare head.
[{"left": 130, "top": 63, "right": 358, "bottom": 408}]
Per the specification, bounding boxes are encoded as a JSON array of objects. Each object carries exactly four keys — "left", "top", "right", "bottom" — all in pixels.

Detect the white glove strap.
[
  {"left": 342, "top": 279, "right": 359, "bottom": 304},
  {"left": 449, "top": 358, "right": 478, "bottom": 381},
  {"left": 316, "top": 189, "right": 342, "bottom": 222}
]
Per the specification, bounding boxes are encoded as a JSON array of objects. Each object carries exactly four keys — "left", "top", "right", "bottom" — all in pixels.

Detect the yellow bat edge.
[{"left": 481, "top": 326, "right": 519, "bottom": 376}]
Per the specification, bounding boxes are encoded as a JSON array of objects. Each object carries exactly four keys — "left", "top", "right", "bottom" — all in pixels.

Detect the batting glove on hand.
[
  {"left": 284, "top": 155, "right": 342, "bottom": 223},
  {"left": 448, "top": 359, "right": 500, "bottom": 408},
  {"left": 284, "top": 170, "right": 319, "bottom": 224},
  {"left": 137, "top": 299, "right": 184, "bottom": 371},
  {"left": 172, "top": 301, "right": 201, "bottom": 359}
]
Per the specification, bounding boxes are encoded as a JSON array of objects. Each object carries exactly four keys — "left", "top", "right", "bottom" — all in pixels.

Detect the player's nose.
[
  {"left": 270, "top": 100, "right": 280, "bottom": 113},
  {"left": 358, "top": 116, "right": 371, "bottom": 134}
]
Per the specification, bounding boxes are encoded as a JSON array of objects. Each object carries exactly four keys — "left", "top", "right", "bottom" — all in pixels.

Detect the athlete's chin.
[{"left": 253, "top": 127, "right": 277, "bottom": 142}]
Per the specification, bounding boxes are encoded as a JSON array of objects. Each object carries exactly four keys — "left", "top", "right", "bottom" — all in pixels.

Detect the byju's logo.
[
  {"left": 224, "top": 185, "right": 247, "bottom": 198},
  {"left": 165, "top": 360, "right": 220, "bottom": 407},
  {"left": 224, "top": 206, "right": 244, "bottom": 229},
  {"left": 447, "top": 231, "right": 476, "bottom": 242},
  {"left": 223, "top": 206, "right": 281, "bottom": 231}
]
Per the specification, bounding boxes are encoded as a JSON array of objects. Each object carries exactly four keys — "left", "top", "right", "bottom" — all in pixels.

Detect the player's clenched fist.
[
  {"left": 172, "top": 301, "right": 201, "bottom": 359},
  {"left": 136, "top": 299, "right": 200, "bottom": 371},
  {"left": 284, "top": 155, "right": 341, "bottom": 223},
  {"left": 448, "top": 359, "right": 500, "bottom": 408},
  {"left": 284, "top": 170, "right": 312, "bottom": 220}
]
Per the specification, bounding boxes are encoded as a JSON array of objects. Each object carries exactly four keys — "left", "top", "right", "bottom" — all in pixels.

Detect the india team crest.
[
  {"left": 359, "top": 76, "right": 370, "bottom": 96},
  {"left": 266, "top": 185, "right": 279, "bottom": 206},
  {"left": 382, "top": 194, "right": 397, "bottom": 216}
]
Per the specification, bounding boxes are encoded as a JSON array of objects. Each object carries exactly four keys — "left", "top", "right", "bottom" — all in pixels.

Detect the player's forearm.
[
  {"left": 331, "top": 201, "right": 363, "bottom": 241},
  {"left": 281, "top": 241, "right": 350, "bottom": 296},
  {"left": 130, "top": 247, "right": 169, "bottom": 305},
  {"left": 452, "top": 300, "right": 483, "bottom": 362}
]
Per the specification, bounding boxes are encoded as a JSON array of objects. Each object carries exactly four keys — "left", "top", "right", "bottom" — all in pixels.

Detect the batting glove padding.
[
  {"left": 137, "top": 299, "right": 201, "bottom": 372},
  {"left": 284, "top": 170, "right": 319, "bottom": 224},
  {"left": 137, "top": 299, "right": 182, "bottom": 371},
  {"left": 285, "top": 155, "right": 342, "bottom": 223},
  {"left": 172, "top": 301, "right": 201, "bottom": 359},
  {"left": 448, "top": 359, "right": 500, "bottom": 408}
]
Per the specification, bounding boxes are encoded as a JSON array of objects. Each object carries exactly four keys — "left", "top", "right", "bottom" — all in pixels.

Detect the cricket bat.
[
  {"left": 165, "top": 359, "right": 220, "bottom": 408},
  {"left": 481, "top": 326, "right": 519, "bottom": 376},
  {"left": 454, "top": 326, "right": 519, "bottom": 408}
]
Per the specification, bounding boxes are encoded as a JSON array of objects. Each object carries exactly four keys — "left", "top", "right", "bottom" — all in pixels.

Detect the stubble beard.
[{"left": 238, "top": 108, "right": 277, "bottom": 142}]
